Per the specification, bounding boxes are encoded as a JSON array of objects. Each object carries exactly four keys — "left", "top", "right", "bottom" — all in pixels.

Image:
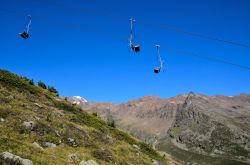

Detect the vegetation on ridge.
[{"left": 0, "top": 69, "right": 167, "bottom": 164}]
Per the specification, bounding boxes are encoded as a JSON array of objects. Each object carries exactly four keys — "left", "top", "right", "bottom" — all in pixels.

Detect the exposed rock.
[
  {"left": 41, "top": 142, "right": 56, "bottom": 148},
  {"left": 67, "top": 138, "right": 77, "bottom": 147},
  {"left": 34, "top": 103, "right": 43, "bottom": 108},
  {"left": 79, "top": 160, "right": 99, "bottom": 165},
  {"left": 55, "top": 111, "right": 64, "bottom": 117},
  {"left": 68, "top": 153, "right": 80, "bottom": 163},
  {"left": 0, "top": 152, "right": 33, "bottom": 165},
  {"left": 0, "top": 118, "right": 5, "bottom": 122},
  {"left": 153, "top": 159, "right": 160, "bottom": 165},
  {"left": 32, "top": 142, "right": 44, "bottom": 150},
  {"left": 102, "top": 135, "right": 114, "bottom": 144},
  {"left": 23, "top": 121, "right": 36, "bottom": 131},
  {"left": 34, "top": 116, "right": 40, "bottom": 121},
  {"left": 131, "top": 144, "right": 140, "bottom": 152},
  {"left": 55, "top": 130, "right": 60, "bottom": 137}
]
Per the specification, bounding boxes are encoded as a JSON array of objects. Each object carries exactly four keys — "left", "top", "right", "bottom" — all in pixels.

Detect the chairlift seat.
[
  {"left": 20, "top": 31, "right": 29, "bottom": 39},
  {"left": 132, "top": 45, "right": 140, "bottom": 53},
  {"left": 134, "top": 45, "right": 140, "bottom": 52},
  {"left": 154, "top": 67, "right": 161, "bottom": 74}
]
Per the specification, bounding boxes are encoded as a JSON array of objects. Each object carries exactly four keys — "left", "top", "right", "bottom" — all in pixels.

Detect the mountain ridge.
[{"left": 77, "top": 92, "right": 250, "bottom": 164}]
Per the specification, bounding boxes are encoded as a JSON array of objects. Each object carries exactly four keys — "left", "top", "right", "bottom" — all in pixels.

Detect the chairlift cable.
[
  {"left": 0, "top": 8, "right": 250, "bottom": 71},
  {"left": 35, "top": 0, "right": 250, "bottom": 49}
]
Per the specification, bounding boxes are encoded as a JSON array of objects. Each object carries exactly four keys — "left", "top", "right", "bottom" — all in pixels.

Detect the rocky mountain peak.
[{"left": 139, "top": 96, "right": 161, "bottom": 102}]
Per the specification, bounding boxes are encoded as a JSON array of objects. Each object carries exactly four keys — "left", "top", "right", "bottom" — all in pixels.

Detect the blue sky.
[{"left": 0, "top": 0, "right": 250, "bottom": 102}]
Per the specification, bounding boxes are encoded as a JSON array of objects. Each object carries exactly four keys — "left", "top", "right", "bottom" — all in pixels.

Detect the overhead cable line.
[
  {"left": 165, "top": 47, "right": 250, "bottom": 70},
  {"left": 35, "top": 0, "right": 250, "bottom": 48},
  {"left": 1, "top": 8, "right": 250, "bottom": 71}
]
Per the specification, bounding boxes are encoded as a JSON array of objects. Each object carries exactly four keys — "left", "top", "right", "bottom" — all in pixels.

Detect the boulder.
[
  {"left": 55, "top": 130, "right": 60, "bottom": 137},
  {"left": 32, "top": 142, "right": 44, "bottom": 150},
  {"left": 23, "top": 121, "right": 36, "bottom": 131},
  {"left": 68, "top": 138, "right": 77, "bottom": 147},
  {"left": 0, "top": 152, "right": 33, "bottom": 165},
  {"left": 153, "top": 159, "right": 159, "bottom": 165},
  {"left": 68, "top": 153, "right": 80, "bottom": 163},
  {"left": 34, "top": 103, "right": 43, "bottom": 108},
  {"left": 79, "top": 160, "right": 99, "bottom": 165},
  {"left": 131, "top": 144, "right": 140, "bottom": 152},
  {"left": 42, "top": 142, "right": 56, "bottom": 148},
  {"left": 102, "top": 135, "right": 114, "bottom": 144}
]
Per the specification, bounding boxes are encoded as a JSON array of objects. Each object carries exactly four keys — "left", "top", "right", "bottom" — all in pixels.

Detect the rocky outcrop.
[
  {"left": 0, "top": 152, "right": 33, "bottom": 165},
  {"left": 67, "top": 138, "right": 77, "bottom": 147},
  {"left": 131, "top": 144, "right": 140, "bottom": 152},
  {"left": 169, "top": 93, "right": 250, "bottom": 162},
  {"left": 41, "top": 142, "right": 56, "bottom": 148},
  {"left": 23, "top": 121, "right": 36, "bottom": 131},
  {"left": 68, "top": 153, "right": 80, "bottom": 163},
  {"left": 77, "top": 93, "right": 250, "bottom": 164},
  {"left": 32, "top": 142, "right": 44, "bottom": 150}
]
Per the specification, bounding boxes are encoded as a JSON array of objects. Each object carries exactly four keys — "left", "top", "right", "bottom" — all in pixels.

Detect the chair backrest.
[
  {"left": 154, "top": 67, "right": 160, "bottom": 73},
  {"left": 20, "top": 32, "right": 29, "bottom": 39},
  {"left": 134, "top": 45, "right": 140, "bottom": 53}
]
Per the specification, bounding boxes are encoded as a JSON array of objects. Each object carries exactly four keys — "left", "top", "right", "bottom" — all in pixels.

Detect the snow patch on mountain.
[{"left": 72, "top": 96, "right": 88, "bottom": 105}]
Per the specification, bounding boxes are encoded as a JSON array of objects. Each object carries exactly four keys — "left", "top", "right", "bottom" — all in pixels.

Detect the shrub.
[
  {"left": 138, "top": 142, "right": 163, "bottom": 161},
  {"left": 0, "top": 69, "right": 36, "bottom": 94},
  {"left": 108, "top": 120, "right": 116, "bottom": 128},
  {"left": 48, "top": 86, "right": 59, "bottom": 96},
  {"left": 38, "top": 80, "right": 47, "bottom": 89},
  {"left": 92, "top": 112, "right": 98, "bottom": 117},
  {"left": 22, "top": 76, "right": 34, "bottom": 85},
  {"left": 29, "top": 79, "right": 35, "bottom": 85},
  {"left": 92, "top": 149, "right": 116, "bottom": 163}
]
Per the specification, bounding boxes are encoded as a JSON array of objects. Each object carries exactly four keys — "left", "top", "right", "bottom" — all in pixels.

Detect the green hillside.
[{"left": 0, "top": 69, "right": 168, "bottom": 165}]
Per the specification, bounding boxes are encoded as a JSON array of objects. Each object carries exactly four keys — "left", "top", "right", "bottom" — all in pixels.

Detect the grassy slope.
[
  {"left": 158, "top": 139, "right": 249, "bottom": 165},
  {"left": 0, "top": 69, "right": 167, "bottom": 165}
]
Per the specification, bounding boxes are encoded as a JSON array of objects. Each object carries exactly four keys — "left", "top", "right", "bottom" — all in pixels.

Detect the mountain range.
[
  {"left": 77, "top": 93, "right": 250, "bottom": 165},
  {"left": 1, "top": 68, "right": 249, "bottom": 164}
]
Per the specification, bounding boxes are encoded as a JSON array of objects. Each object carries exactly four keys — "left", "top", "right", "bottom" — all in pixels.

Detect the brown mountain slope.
[{"left": 78, "top": 93, "right": 250, "bottom": 164}]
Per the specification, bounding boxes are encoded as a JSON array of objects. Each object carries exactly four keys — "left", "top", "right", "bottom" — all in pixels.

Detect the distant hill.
[
  {"left": 0, "top": 69, "right": 174, "bottom": 165},
  {"left": 78, "top": 93, "right": 250, "bottom": 165}
]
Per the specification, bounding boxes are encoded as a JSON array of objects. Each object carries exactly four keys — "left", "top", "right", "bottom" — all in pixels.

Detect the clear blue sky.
[{"left": 0, "top": 0, "right": 250, "bottom": 102}]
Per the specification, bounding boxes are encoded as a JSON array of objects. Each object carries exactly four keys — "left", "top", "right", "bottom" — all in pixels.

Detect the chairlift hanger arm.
[
  {"left": 26, "top": 15, "right": 32, "bottom": 33},
  {"left": 156, "top": 45, "right": 163, "bottom": 65},
  {"left": 128, "top": 17, "right": 140, "bottom": 53},
  {"left": 19, "top": 15, "right": 32, "bottom": 39},
  {"left": 129, "top": 18, "right": 135, "bottom": 46}
]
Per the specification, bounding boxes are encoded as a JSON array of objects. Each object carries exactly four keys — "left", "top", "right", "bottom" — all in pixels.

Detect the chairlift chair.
[
  {"left": 154, "top": 44, "right": 163, "bottom": 74},
  {"left": 20, "top": 15, "right": 32, "bottom": 39},
  {"left": 132, "top": 44, "right": 140, "bottom": 53},
  {"left": 20, "top": 31, "right": 29, "bottom": 39},
  {"left": 129, "top": 18, "right": 140, "bottom": 53},
  {"left": 154, "top": 67, "right": 161, "bottom": 74}
]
